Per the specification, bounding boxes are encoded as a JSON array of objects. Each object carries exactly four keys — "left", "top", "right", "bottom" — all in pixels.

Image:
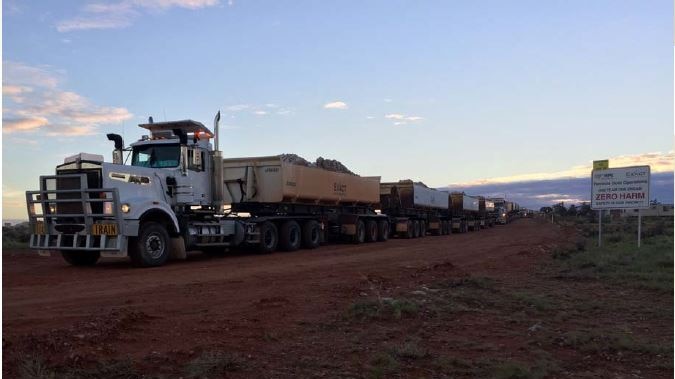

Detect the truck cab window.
[{"left": 131, "top": 144, "right": 180, "bottom": 168}]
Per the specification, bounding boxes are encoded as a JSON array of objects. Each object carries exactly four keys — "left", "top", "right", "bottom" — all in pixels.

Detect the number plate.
[
  {"left": 34, "top": 221, "right": 45, "bottom": 235},
  {"left": 92, "top": 223, "right": 118, "bottom": 236}
]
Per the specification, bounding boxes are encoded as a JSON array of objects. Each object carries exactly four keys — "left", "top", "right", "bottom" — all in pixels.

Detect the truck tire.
[
  {"left": 257, "top": 221, "right": 278, "bottom": 253},
  {"left": 413, "top": 220, "right": 420, "bottom": 238},
  {"left": 365, "top": 220, "right": 378, "bottom": 242},
  {"left": 353, "top": 220, "right": 366, "bottom": 244},
  {"left": 61, "top": 250, "right": 100, "bottom": 266},
  {"left": 377, "top": 220, "right": 389, "bottom": 242},
  {"left": 129, "top": 222, "right": 171, "bottom": 267},
  {"left": 302, "top": 220, "right": 321, "bottom": 249},
  {"left": 405, "top": 220, "right": 414, "bottom": 239},
  {"left": 441, "top": 221, "right": 448, "bottom": 235},
  {"left": 419, "top": 221, "right": 426, "bottom": 238},
  {"left": 280, "top": 220, "right": 301, "bottom": 252}
]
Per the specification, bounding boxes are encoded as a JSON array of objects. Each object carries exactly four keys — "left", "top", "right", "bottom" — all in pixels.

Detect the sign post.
[
  {"left": 598, "top": 210, "right": 602, "bottom": 247},
  {"left": 637, "top": 210, "right": 641, "bottom": 248},
  {"left": 591, "top": 165, "right": 650, "bottom": 249}
]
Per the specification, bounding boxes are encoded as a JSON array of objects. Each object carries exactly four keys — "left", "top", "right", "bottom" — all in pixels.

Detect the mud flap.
[{"left": 170, "top": 236, "right": 187, "bottom": 260}]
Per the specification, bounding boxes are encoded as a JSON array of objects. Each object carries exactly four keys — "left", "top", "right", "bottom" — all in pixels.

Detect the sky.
[{"left": 2, "top": 0, "right": 674, "bottom": 220}]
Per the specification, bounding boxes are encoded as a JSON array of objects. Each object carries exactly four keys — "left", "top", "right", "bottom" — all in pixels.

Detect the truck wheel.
[
  {"left": 365, "top": 220, "right": 378, "bottom": 242},
  {"left": 377, "top": 221, "right": 389, "bottom": 241},
  {"left": 419, "top": 221, "right": 426, "bottom": 238},
  {"left": 257, "top": 221, "right": 278, "bottom": 253},
  {"left": 302, "top": 220, "right": 321, "bottom": 249},
  {"left": 280, "top": 220, "right": 301, "bottom": 252},
  {"left": 412, "top": 220, "right": 420, "bottom": 238},
  {"left": 353, "top": 220, "right": 366, "bottom": 244},
  {"left": 61, "top": 250, "right": 100, "bottom": 266},
  {"left": 130, "top": 222, "right": 170, "bottom": 267},
  {"left": 405, "top": 220, "right": 414, "bottom": 239},
  {"left": 441, "top": 221, "right": 448, "bottom": 235}
]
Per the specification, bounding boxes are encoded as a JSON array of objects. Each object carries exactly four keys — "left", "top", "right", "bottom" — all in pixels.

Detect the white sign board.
[{"left": 591, "top": 166, "right": 650, "bottom": 210}]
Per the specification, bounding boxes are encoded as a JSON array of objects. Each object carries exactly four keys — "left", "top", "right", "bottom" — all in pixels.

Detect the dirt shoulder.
[{"left": 3, "top": 219, "right": 672, "bottom": 378}]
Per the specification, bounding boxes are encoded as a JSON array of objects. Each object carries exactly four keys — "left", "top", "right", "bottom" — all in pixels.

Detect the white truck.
[{"left": 25, "top": 113, "right": 386, "bottom": 267}]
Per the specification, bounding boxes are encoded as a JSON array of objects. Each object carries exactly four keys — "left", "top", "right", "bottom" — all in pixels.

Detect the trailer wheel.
[
  {"left": 129, "top": 222, "right": 170, "bottom": 267},
  {"left": 365, "top": 220, "right": 378, "bottom": 242},
  {"left": 302, "top": 220, "right": 321, "bottom": 249},
  {"left": 257, "top": 221, "right": 278, "bottom": 253},
  {"left": 405, "top": 220, "right": 414, "bottom": 239},
  {"left": 377, "top": 221, "right": 389, "bottom": 241},
  {"left": 353, "top": 220, "right": 366, "bottom": 244},
  {"left": 61, "top": 250, "right": 100, "bottom": 266},
  {"left": 280, "top": 220, "right": 301, "bottom": 252},
  {"left": 412, "top": 220, "right": 419, "bottom": 238},
  {"left": 419, "top": 221, "right": 426, "bottom": 238},
  {"left": 441, "top": 221, "right": 447, "bottom": 235}
]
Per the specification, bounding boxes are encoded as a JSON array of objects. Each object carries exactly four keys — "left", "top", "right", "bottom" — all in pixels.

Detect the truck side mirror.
[{"left": 172, "top": 129, "right": 188, "bottom": 176}]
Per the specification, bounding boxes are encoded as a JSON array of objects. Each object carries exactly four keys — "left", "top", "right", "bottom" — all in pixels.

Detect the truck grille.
[
  {"left": 49, "top": 169, "right": 103, "bottom": 223},
  {"left": 26, "top": 172, "right": 124, "bottom": 253}
]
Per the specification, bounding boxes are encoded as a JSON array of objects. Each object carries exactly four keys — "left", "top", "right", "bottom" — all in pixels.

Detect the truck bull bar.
[{"left": 25, "top": 174, "right": 126, "bottom": 255}]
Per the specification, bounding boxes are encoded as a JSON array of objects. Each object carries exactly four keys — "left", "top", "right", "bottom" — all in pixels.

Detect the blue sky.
[{"left": 2, "top": 0, "right": 673, "bottom": 219}]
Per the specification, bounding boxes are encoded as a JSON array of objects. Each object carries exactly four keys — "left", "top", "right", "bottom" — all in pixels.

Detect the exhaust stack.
[
  {"left": 212, "top": 111, "right": 224, "bottom": 211},
  {"left": 106, "top": 133, "right": 124, "bottom": 165}
]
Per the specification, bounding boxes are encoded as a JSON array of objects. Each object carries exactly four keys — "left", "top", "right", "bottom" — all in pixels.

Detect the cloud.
[
  {"left": 440, "top": 152, "right": 675, "bottom": 209},
  {"left": 223, "top": 103, "right": 293, "bottom": 117},
  {"left": 440, "top": 172, "right": 673, "bottom": 210},
  {"left": 225, "top": 104, "right": 250, "bottom": 112},
  {"left": 384, "top": 113, "right": 424, "bottom": 125},
  {"left": 323, "top": 101, "right": 348, "bottom": 110},
  {"left": 3, "top": 85, "right": 33, "bottom": 103},
  {"left": 57, "top": 0, "right": 219, "bottom": 32},
  {"left": 3, "top": 61, "right": 132, "bottom": 136},
  {"left": 3, "top": 117, "right": 49, "bottom": 132},
  {"left": 3, "top": 61, "right": 61, "bottom": 88},
  {"left": 453, "top": 151, "right": 674, "bottom": 187}
]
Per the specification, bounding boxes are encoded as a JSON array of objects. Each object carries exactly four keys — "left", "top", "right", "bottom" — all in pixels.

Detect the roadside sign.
[
  {"left": 591, "top": 165, "right": 650, "bottom": 210},
  {"left": 593, "top": 160, "right": 609, "bottom": 170}
]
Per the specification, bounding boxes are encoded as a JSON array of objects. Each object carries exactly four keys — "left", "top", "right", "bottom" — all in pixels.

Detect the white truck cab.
[{"left": 26, "top": 113, "right": 245, "bottom": 267}]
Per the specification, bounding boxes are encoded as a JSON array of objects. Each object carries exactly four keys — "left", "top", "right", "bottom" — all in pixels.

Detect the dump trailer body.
[
  {"left": 220, "top": 155, "right": 387, "bottom": 247},
  {"left": 450, "top": 193, "right": 480, "bottom": 232},
  {"left": 379, "top": 181, "right": 448, "bottom": 210},
  {"left": 222, "top": 156, "right": 380, "bottom": 207},
  {"left": 379, "top": 180, "right": 450, "bottom": 237}
]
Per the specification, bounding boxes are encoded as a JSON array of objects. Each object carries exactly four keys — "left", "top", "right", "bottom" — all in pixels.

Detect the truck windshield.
[{"left": 131, "top": 144, "right": 180, "bottom": 168}]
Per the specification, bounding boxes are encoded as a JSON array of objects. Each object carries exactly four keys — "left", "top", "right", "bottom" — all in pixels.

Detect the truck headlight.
[
  {"left": 121, "top": 203, "right": 131, "bottom": 213},
  {"left": 103, "top": 202, "right": 113, "bottom": 215},
  {"left": 49, "top": 204, "right": 56, "bottom": 214}
]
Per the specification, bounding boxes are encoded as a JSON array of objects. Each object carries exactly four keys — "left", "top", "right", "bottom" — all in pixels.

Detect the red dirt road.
[
  {"left": 2, "top": 220, "right": 579, "bottom": 376},
  {"left": 4, "top": 219, "right": 558, "bottom": 334}
]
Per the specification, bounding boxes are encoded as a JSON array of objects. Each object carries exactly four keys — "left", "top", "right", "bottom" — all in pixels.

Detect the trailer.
[
  {"left": 379, "top": 180, "right": 451, "bottom": 238},
  {"left": 221, "top": 156, "right": 388, "bottom": 251},
  {"left": 450, "top": 193, "right": 480, "bottom": 232},
  {"left": 478, "top": 197, "right": 496, "bottom": 228}
]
